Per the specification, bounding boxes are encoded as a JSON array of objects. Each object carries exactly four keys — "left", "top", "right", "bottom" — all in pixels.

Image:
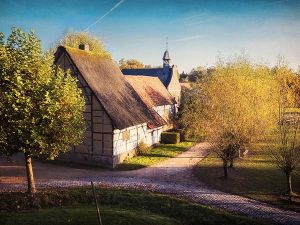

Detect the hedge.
[{"left": 160, "top": 132, "right": 180, "bottom": 144}]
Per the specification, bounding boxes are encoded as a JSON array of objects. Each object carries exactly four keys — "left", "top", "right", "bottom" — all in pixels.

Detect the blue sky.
[{"left": 1, "top": 0, "right": 300, "bottom": 72}]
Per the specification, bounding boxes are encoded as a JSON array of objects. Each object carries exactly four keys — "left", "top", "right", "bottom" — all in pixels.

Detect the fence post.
[{"left": 91, "top": 181, "right": 103, "bottom": 225}]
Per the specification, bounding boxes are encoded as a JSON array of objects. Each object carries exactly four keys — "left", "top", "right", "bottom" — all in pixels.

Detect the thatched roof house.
[
  {"left": 55, "top": 46, "right": 165, "bottom": 129},
  {"left": 54, "top": 45, "right": 175, "bottom": 168}
]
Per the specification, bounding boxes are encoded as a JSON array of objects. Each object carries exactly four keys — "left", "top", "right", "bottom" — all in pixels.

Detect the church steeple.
[{"left": 163, "top": 38, "right": 171, "bottom": 67}]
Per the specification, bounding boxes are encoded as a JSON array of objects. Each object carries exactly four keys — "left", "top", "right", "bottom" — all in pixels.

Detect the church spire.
[{"left": 163, "top": 37, "right": 171, "bottom": 66}]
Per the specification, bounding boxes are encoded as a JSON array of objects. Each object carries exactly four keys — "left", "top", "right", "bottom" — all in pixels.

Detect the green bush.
[
  {"left": 136, "top": 141, "right": 150, "bottom": 155},
  {"left": 160, "top": 132, "right": 180, "bottom": 144}
]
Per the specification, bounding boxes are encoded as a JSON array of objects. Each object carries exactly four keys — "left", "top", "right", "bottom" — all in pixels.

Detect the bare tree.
[
  {"left": 212, "top": 131, "right": 242, "bottom": 178},
  {"left": 271, "top": 59, "right": 300, "bottom": 201},
  {"left": 272, "top": 113, "right": 300, "bottom": 201}
]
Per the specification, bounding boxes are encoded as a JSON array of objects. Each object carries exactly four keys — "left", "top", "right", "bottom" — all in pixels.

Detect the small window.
[{"left": 122, "top": 130, "right": 130, "bottom": 141}]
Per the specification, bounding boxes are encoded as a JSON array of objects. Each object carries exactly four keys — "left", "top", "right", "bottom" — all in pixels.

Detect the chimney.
[{"left": 79, "top": 44, "right": 89, "bottom": 51}]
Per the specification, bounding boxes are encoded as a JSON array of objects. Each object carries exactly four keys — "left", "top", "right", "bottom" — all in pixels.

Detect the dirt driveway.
[{"left": 0, "top": 143, "right": 209, "bottom": 185}]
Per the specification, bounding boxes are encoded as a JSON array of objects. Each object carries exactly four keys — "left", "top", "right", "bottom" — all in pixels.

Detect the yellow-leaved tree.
[
  {"left": 180, "top": 57, "right": 279, "bottom": 178},
  {"left": 271, "top": 58, "right": 300, "bottom": 201}
]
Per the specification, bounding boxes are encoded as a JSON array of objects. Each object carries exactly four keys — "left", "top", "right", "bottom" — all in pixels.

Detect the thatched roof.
[
  {"left": 122, "top": 68, "right": 172, "bottom": 86},
  {"left": 55, "top": 46, "right": 165, "bottom": 130},
  {"left": 125, "top": 76, "right": 176, "bottom": 108}
]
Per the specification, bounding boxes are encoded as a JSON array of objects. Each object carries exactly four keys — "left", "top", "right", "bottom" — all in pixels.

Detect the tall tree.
[
  {"left": 271, "top": 60, "right": 300, "bottom": 201},
  {"left": 188, "top": 66, "right": 207, "bottom": 82},
  {"left": 0, "top": 28, "right": 85, "bottom": 194},
  {"left": 51, "top": 31, "right": 111, "bottom": 59},
  {"left": 180, "top": 58, "right": 279, "bottom": 177},
  {"left": 119, "top": 58, "right": 144, "bottom": 69},
  {"left": 272, "top": 111, "right": 300, "bottom": 201},
  {"left": 179, "top": 71, "right": 189, "bottom": 82}
]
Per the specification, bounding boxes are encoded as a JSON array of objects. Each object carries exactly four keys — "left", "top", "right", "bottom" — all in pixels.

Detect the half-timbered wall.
[
  {"left": 113, "top": 123, "right": 163, "bottom": 165},
  {"left": 113, "top": 124, "right": 145, "bottom": 155},
  {"left": 146, "top": 127, "right": 163, "bottom": 146},
  {"left": 56, "top": 52, "right": 114, "bottom": 167}
]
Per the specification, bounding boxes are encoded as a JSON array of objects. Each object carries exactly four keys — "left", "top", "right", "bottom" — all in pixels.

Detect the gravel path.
[{"left": 1, "top": 142, "right": 300, "bottom": 224}]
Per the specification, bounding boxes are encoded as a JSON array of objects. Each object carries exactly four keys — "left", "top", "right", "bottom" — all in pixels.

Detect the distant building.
[
  {"left": 122, "top": 49, "right": 181, "bottom": 104},
  {"left": 54, "top": 45, "right": 177, "bottom": 168}
]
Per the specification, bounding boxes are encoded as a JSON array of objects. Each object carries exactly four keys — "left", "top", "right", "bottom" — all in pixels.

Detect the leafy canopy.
[
  {"left": 273, "top": 57, "right": 300, "bottom": 108},
  {"left": 119, "top": 58, "right": 145, "bottom": 69},
  {"left": 0, "top": 28, "right": 85, "bottom": 158},
  {"left": 180, "top": 57, "right": 279, "bottom": 145},
  {"left": 52, "top": 31, "right": 111, "bottom": 59}
]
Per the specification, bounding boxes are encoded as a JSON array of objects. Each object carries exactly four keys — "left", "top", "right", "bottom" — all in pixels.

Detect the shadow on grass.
[
  {"left": 115, "top": 163, "right": 146, "bottom": 171},
  {"left": 194, "top": 162, "right": 300, "bottom": 212}
]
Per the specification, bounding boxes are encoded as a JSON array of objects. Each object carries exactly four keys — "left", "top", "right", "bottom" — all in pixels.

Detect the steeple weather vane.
[{"left": 166, "top": 37, "right": 168, "bottom": 51}]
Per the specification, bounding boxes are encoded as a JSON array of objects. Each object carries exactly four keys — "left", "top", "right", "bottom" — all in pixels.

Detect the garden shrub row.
[{"left": 160, "top": 132, "right": 180, "bottom": 144}]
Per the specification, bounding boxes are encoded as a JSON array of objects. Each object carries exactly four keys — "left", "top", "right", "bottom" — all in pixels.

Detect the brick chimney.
[{"left": 79, "top": 44, "right": 89, "bottom": 51}]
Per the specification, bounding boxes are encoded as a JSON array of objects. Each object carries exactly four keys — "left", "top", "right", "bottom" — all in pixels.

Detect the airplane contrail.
[
  {"left": 84, "top": 0, "right": 125, "bottom": 31},
  {"left": 174, "top": 35, "right": 207, "bottom": 42}
]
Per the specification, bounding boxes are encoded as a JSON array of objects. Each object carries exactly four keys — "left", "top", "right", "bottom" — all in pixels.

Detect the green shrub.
[
  {"left": 160, "top": 132, "right": 180, "bottom": 144},
  {"left": 136, "top": 141, "right": 150, "bottom": 155}
]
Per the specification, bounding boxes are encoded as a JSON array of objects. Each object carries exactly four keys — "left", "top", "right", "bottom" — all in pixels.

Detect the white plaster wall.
[
  {"left": 113, "top": 123, "right": 163, "bottom": 156},
  {"left": 113, "top": 123, "right": 148, "bottom": 156},
  {"left": 153, "top": 105, "right": 176, "bottom": 122},
  {"left": 145, "top": 127, "right": 163, "bottom": 146}
]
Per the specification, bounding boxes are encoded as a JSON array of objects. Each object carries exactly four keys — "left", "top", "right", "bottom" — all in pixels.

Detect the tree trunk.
[
  {"left": 286, "top": 172, "right": 293, "bottom": 195},
  {"left": 285, "top": 172, "right": 294, "bottom": 204},
  {"left": 223, "top": 161, "right": 228, "bottom": 178},
  {"left": 229, "top": 160, "right": 234, "bottom": 168},
  {"left": 24, "top": 152, "right": 36, "bottom": 194}
]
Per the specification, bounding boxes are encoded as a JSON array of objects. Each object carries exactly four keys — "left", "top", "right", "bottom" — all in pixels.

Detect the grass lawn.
[
  {"left": 0, "top": 187, "right": 267, "bottom": 225},
  {"left": 193, "top": 142, "right": 300, "bottom": 212},
  {"left": 116, "top": 141, "right": 194, "bottom": 170},
  {"left": 2, "top": 206, "right": 181, "bottom": 225}
]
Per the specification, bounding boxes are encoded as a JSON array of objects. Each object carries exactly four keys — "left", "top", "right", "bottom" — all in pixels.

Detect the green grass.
[
  {"left": 116, "top": 141, "right": 194, "bottom": 170},
  {"left": 193, "top": 142, "right": 300, "bottom": 212},
  {"left": 1, "top": 206, "right": 181, "bottom": 225},
  {"left": 0, "top": 187, "right": 267, "bottom": 225}
]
